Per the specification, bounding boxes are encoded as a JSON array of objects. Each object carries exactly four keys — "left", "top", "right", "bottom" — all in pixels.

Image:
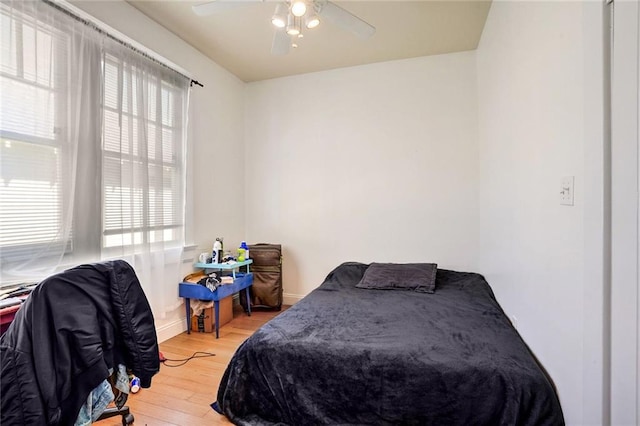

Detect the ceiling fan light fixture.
[
  {"left": 286, "top": 26, "right": 300, "bottom": 36},
  {"left": 286, "top": 14, "right": 300, "bottom": 36},
  {"left": 271, "top": 3, "right": 288, "bottom": 28},
  {"left": 290, "top": 0, "right": 307, "bottom": 17},
  {"left": 305, "top": 12, "right": 320, "bottom": 29}
]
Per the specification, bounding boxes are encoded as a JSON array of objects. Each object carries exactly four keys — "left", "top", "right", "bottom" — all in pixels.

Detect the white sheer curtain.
[
  {"left": 0, "top": 0, "right": 102, "bottom": 283},
  {"left": 99, "top": 38, "right": 189, "bottom": 318},
  {"left": 0, "top": 0, "right": 189, "bottom": 319}
]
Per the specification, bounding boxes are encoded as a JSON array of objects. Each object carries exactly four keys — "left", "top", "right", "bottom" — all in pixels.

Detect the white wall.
[
  {"left": 476, "top": 1, "right": 605, "bottom": 424},
  {"left": 245, "top": 52, "right": 479, "bottom": 299},
  {"left": 71, "top": 0, "right": 246, "bottom": 340}
]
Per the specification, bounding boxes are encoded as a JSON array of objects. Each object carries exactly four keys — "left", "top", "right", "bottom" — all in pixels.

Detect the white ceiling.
[{"left": 126, "top": 0, "right": 492, "bottom": 83}]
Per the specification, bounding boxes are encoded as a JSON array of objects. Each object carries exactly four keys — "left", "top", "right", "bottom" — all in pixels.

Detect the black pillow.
[{"left": 356, "top": 263, "right": 437, "bottom": 294}]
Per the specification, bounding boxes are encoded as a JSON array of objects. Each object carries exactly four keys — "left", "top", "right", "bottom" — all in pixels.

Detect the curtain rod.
[{"left": 43, "top": 0, "right": 204, "bottom": 88}]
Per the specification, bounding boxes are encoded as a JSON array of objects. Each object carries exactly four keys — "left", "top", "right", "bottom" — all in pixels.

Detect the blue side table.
[{"left": 179, "top": 260, "right": 253, "bottom": 338}]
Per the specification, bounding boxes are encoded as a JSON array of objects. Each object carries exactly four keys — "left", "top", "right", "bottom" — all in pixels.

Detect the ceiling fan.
[{"left": 192, "top": 0, "right": 376, "bottom": 55}]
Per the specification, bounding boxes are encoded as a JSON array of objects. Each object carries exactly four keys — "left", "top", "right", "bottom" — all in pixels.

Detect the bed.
[{"left": 214, "top": 262, "right": 564, "bottom": 425}]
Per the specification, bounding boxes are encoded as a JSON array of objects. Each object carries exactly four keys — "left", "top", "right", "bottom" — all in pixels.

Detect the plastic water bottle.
[{"left": 240, "top": 241, "right": 249, "bottom": 260}]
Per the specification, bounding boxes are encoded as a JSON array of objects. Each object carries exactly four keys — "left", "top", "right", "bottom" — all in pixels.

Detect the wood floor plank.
[
  {"left": 117, "top": 306, "right": 287, "bottom": 425},
  {"left": 139, "top": 381, "right": 196, "bottom": 400},
  {"left": 100, "top": 412, "right": 180, "bottom": 426},
  {"left": 117, "top": 399, "right": 209, "bottom": 425},
  {"left": 133, "top": 389, "right": 212, "bottom": 417}
]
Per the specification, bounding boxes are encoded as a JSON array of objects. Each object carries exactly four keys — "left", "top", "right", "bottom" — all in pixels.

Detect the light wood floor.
[{"left": 102, "top": 305, "right": 287, "bottom": 426}]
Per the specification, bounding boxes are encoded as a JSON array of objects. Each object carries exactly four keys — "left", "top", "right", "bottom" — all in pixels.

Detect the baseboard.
[
  {"left": 283, "top": 292, "right": 304, "bottom": 306},
  {"left": 156, "top": 318, "right": 186, "bottom": 343}
]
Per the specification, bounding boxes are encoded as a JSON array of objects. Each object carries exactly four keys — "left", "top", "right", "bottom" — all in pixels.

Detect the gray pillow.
[{"left": 356, "top": 263, "right": 437, "bottom": 294}]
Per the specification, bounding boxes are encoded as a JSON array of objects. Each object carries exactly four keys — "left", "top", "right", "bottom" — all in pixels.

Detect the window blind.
[
  {"left": 101, "top": 53, "right": 185, "bottom": 250},
  {"left": 0, "top": 5, "right": 69, "bottom": 261}
]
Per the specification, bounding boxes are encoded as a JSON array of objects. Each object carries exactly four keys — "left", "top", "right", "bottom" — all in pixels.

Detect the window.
[
  {"left": 0, "top": 1, "right": 189, "bottom": 288},
  {"left": 101, "top": 53, "right": 186, "bottom": 250},
  {"left": 0, "top": 6, "right": 70, "bottom": 263}
]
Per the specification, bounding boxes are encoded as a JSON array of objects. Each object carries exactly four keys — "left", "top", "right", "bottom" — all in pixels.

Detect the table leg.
[
  {"left": 214, "top": 300, "right": 220, "bottom": 339},
  {"left": 245, "top": 287, "right": 252, "bottom": 317},
  {"left": 185, "top": 298, "right": 191, "bottom": 335}
]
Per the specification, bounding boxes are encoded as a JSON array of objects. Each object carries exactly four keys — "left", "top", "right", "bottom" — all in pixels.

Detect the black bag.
[{"left": 242, "top": 244, "right": 282, "bottom": 310}]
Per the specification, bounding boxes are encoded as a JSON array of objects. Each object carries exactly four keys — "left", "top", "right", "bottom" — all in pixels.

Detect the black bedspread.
[{"left": 215, "top": 262, "right": 564, "bottom": 425}]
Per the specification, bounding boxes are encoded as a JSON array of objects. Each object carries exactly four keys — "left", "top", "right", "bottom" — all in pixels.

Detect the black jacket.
[{"left": 0, "top": 260, "right": 160, "bottom": 425}]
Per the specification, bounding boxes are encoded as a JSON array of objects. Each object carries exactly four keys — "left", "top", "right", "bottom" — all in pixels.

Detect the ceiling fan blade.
[
  {"left": 317, "top": 1, "right": 375, "bottom": 40},
  {"left": 192, "top": 0, "right": 258, "bottom": 17},
  {"left": 272, "top": 29, "right": 291, "bottom": 55}
]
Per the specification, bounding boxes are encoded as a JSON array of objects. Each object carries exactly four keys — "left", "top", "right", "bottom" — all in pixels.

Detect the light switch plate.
[{"left": 560, "top": 176, "right": 574, "bottom": 206}]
